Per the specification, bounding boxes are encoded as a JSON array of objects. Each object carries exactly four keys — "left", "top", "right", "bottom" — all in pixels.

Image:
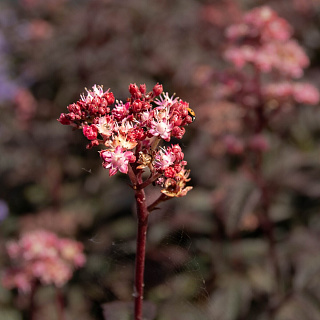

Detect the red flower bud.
[
  {"left": 153, "top": 83, "right": 163, "bottom": 96},
  {"left": 83, "top": 125, "right": 98, "bottom": 140},
  {"left": 165, "top": 167, "right": 176, "bottom": 178},
  {"left": 58, "top": 113, "right": 71, "bottom": 125},
  {"left": 139, "top": 84, "right": 147, "bottom": 94},
  {"left": 129, "top": 83, "right": 139, "bottom": 96},
  {"left": 172, "top": 126, "right": 185, "bottom": 139},
  {"left": 105, "top": 92, "right": 115, "bottom": 105}
]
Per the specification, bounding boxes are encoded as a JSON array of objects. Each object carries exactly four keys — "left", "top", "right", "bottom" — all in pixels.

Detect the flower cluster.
[
  {"left": 2, "top": 230, "right": 86, "bottom": 293},
  {"left": 211, "top": 6, "right": 319, "bottom": 158},
  {"left": 58, "top": 83, "right": 193, "bottom": 197},
  {"left": 263, "top": 81, "right": 320, "bottom": 107},
  {"left": 224, "top": 6, "right": 309, "bottom": 78},
  {"left": 222, "top": 6, "right": 319, "bottom": 109}
]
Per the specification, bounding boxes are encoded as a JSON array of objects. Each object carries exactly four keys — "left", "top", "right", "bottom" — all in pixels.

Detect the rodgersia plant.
[
  {"left": 208, "top": 6, "right": 320, "bottom": 157},
  {"left": 58, "top": 83, "right": 193, "bottom": 320},
  {"left": 202, "top": 6, "right": 320, "bottom": 318},
  {"left": 2, "top": 230, "right": 86, "bottom": 319}
]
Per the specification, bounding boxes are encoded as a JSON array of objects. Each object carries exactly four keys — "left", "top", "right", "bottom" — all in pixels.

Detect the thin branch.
[
  {"left": 147, "top": 193, "right": 170, "bottom": 212},
  {"left": 137, "top": 172, "right": 161, "bottom": 190}
]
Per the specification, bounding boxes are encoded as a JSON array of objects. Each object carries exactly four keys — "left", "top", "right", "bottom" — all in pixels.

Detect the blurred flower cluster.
[
  {"left": 209, "top": 6, "right": 320, "bottom": 157},
  {"left": 2, "top": 230, "right": 86, "bottom": 293}
]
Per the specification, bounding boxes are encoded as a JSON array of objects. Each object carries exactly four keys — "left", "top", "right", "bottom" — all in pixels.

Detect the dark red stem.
[
  {"left": 134, "top": 187, "right": 148, "bottom": 320},
  {"left": 56, "top": 287, "right": 66, "bottom": 320},
  {"left": 29, "top": 282, "right": 38, "bottom": 320}
]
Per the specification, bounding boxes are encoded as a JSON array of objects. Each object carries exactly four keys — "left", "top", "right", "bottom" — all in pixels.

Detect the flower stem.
[
  {"left": 56, "top": 287, "right": 66, "bottom": 320},
  {"left": 29, "top": 282, "right": 38, "bottom": 320},
  {"left": 134, "top": 188, "right": 148, "bottom": 320}
]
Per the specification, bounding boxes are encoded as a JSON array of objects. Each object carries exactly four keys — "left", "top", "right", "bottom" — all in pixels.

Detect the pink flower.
[
  {"left": 2, "top": 230, "right": 86, "bottom": 293},
  {"left": 59, "top": 239, "right": 86, "bottom": 267},
  {"left": 293, "top": 83, "right": 320, "bottom": 105},
  {"left": 59, "top": 83, "right": 193, "bottom": 196},
  {"left": 154, "top": 148, "right": 176, "bottom": 171},
  {"left": 112, "top": 100, "right": 130, "bottom": 121},
  {"left": 80, "top": 85, "right": 108, "bottom": 103},
  {"left": 96, "top": 115, "right": 115, "bottom": 138},
  {"left": 224, "top": 46, "right": 256, "bottom": 69},
  {"left": 100, "top": 146, "right": 135, "bottom": 176},
  {"left": 154, "top": 92, "right": 178, "bottom": 109},
  {"left": 262, "top": 82, "right": 293, "bottom": 100},
  {"left": 149, "top": 118, "right": 173, "bottom": 141},
  {"left": 261, "top": 40, "right": 309, "bottom": 78}
]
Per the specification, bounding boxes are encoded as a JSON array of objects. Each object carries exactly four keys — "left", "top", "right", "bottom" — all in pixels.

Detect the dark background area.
[{"left": 1, "top": 0, "right": 320, "bottom": 319}]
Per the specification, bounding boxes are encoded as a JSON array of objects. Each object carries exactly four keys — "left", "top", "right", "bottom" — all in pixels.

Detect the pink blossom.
[
  {"left": 80, "top": 85, "right": 108, "bottom": 103},
  {"left": 112, "top": 100, "right": 130, "bottom": 121},
  {"left": 33, "top": 259, "right": 72, "bottom": 287},
  {"left": 262, "top": 82, "right": 293, "bottom": 100},
  {"left": 243, "top": 6, "right": 292, "bottom": 41},
  {"left": 59, "top": 83, "right": 193, "bottom": 194},
  {"left": 2, "top": 230, "right": 86, "bottom": 293},
  {"left": 100, "top": 146, "right": 135, "bottom": 176},
  {"left": 154, "top": 92, "right": 178, "bottom": 109},
  {"left": 149, "top": 118, "right": 173, "bottom": 141},
  {"left": 224, "top": 46, "right": 256, "bottom": 69},
  {"left": 96, "top": 115, "right": 115, "bottom": 138},
  {"left": 140, "top": 110, "right": 153, "bottom": 124},
  {"left": 154, "top": 148, "right": 176, "bottom": 171},
  {"left": 293, "top": 83, "right": 320, "bottom": 105},
  {"left": 59, "top": 239, "right": 86, "bottom": 267},
  {"left": 262, "top": 40, "right": 309, "bottom": 78}
]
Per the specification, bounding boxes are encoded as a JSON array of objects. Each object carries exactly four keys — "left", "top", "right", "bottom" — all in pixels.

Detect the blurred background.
[{"left": 1, "top": 0, "right": 320, "bottom": 319}]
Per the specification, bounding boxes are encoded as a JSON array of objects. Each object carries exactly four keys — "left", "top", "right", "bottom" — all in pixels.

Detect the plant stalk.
[
  {"left": 134, "top": 188, "right": 148, "bottom": 320},
  {"left": 56, "top": 287, "right": 66, "bottom": 320}
]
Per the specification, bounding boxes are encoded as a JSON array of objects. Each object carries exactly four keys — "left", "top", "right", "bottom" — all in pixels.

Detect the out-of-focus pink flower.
[
  {"left": 2, "top": 230, "right": 86, "bottom": 293},
  {"left": 260, "top": 41, "right": 309, "bottom": 78},
  {"left": 59, "top": 239, "right": 86, "bottom": 267},
  {"left": 224, "top": 135, "right": 244, "bottom": 155},
  {"left": 224, "top": 46, "right": 256, "bottom": 69},
  {"left": 27, "top": 19, "right": 53, "bottom": 41},
  {"left": 293, "top": 83, "right": 320, "bottom": 105},
  {"left": 224, "top": 6, "right": 308, "bottom": 78},
  {"left": 262, "top": 82, "right": 294, "bottom": 100},
  {"left": 262, "top": 81, "right": 319, "bottom": 106}
]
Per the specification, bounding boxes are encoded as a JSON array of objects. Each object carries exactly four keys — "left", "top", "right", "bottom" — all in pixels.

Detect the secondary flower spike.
[
  {"left": 58, "top": 83, "right": 193, "bottom": 197},
  {"left": 2, "top": 230, "right": 86, "bottom": 293}
]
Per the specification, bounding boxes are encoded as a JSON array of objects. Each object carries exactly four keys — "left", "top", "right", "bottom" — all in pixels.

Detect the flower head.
[
  {"left": 100, "top": 146, "right": 136, "bottom": 176},
  {"left": 59, "top": 83, "right": 193, "bottom": 196},
  {"left": 149, "top": 118, "right": 174, "bottom": 141},
  {"left": 153, "top": 148, "right": 176, "bottom": 171},
  {"left": 2, "top": 230, "right": 86, "bottom": 293}
]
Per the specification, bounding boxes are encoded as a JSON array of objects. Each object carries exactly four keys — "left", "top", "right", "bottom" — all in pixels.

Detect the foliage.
[{"left": 1, "top": 0, "right": 320, "bottom": 319}]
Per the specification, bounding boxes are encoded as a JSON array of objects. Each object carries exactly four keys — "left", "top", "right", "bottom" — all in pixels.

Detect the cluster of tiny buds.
[
  {"left": 2, "top": 230, "right": 86, "bottom": 293},
  {"left": 58, "top": 83, "right": 194, "bottom": 197}
]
